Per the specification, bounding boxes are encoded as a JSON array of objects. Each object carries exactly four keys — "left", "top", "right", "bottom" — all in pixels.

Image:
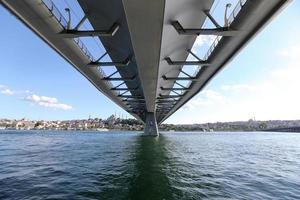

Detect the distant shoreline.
[
  {"left": 2, "top": 118, "right": 300, "bottom": 132},
  {"left": 1, "top": 129, "right": 300, "bottom": 134}
]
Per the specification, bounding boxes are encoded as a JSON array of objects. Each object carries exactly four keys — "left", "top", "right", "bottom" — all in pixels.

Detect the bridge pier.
[{"left": 144, "top": 112, "right": 159, "bottom": 136}]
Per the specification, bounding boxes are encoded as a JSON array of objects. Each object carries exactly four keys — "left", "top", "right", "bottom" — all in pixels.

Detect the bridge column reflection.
[{"left": 126, "top": 135, "right": 181, "bottom": 200}]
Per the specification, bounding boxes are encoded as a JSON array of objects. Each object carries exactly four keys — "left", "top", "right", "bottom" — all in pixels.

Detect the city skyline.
[{"left": 0, "top": 1, "right": 299, "bottom": 124}]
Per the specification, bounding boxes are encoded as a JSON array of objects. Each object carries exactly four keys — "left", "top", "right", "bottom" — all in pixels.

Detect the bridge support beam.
[{"left": 144, "top": 112, "right": 158, "bottom": 136}]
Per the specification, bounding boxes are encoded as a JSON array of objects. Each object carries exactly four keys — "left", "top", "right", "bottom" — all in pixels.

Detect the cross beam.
[
  {"left": 111, "top": 87, "right": 138, "bottom": 91},
  {"left": 126, "top": 101, "right": 146, "bottom": 105},
  {"left": 123, "top": 99, "right": 145, "bottom": 102},
  {"left": 112, "top": 88, "right": 137, "bottom": 91},
  {"left": 172, "top": 21, "right": 237, "bottom": 36},
  {"left": 157, "top": 104, "right": 174, "bottom": 108},
  {"left": 162, "top": 75, "right": 197, "bottom": 81},
  {"left": 89, "top": 56, "right": 131, "bottom": 67},
  {"left": 160, "top": 87, "right": 189, "bottom": 91},
  {"left": 157, "top": 95, "right": 183, "bottom": 99},
  {"left": 157, "top": 103, "right": 176, "bottom": 106},
  {"left": 165, "top": 57, "right": 209, "bottom": 66},
  {"left": 102, "top": 76, "right": 136, "bottom": 81},
  {"left": 60, "top": 23, "right": 120, "bottom": 37},
  {"left": 118, "top": 95, "right": 144, "bottom": 99},
  {"left": 157, "top": 109, "right": 171, "bottom": 113},
  {"left": 157, "top": 99, "right": 177, "bottom": 102}
]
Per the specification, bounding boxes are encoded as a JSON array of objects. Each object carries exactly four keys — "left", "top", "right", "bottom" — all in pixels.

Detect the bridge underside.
[{"left": 1, "top": 0, "right": 290, "bottom": 135}]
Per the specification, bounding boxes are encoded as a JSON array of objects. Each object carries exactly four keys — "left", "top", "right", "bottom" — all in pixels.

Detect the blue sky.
[{"left": 0, "top": 1, "right": 299, "bottom": 123}]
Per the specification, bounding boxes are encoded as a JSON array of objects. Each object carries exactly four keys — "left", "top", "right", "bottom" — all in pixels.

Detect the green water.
[{"left": 1, "top": 131, "right": 300, "bottom": 199}]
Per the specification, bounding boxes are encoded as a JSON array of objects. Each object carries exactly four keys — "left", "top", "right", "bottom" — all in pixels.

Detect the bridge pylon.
[{"left": 144, "top": 112, "right": 158, "bottom": 136}]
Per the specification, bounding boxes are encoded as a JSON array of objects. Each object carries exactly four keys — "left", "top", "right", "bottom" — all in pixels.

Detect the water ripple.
[{"left": 0, "top": 131, "right": 300, "bottom": 199}]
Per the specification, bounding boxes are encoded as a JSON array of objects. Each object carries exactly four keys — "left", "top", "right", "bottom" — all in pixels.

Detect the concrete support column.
[{"left": 144, "top": 112, "right": 158, "bottom": 136}]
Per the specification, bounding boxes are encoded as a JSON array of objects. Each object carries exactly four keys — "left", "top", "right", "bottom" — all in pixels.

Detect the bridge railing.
[
  {"left": 41, "top": 0, "right": 115, "bottom": 91},
  {"left": 183, "top": 0, "right": 248, "bottom": 96},
  {"left": 42, "top": 0, "right": 94, "bottom": 61},
  {"left": 203, "top": 0, "right": 247, "bottom": 62}
]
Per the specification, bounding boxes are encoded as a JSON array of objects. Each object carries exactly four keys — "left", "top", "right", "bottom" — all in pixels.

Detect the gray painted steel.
[
  {"left": 1, "top": 0, "right": 291, "bottom": 133},
  {"left": 144, "top": 112, "right": 159, "bottom": 136},
  {"left": 159, "top": 0, "right": 291, "bottom": 123}
]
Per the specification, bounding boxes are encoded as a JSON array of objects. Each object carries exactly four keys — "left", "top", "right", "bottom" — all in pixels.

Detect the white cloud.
[
  {"left": 183, "top": 89, "right": 226, "bottom": 110},
  {"left": 221, "top": 84, "right": 256, "bottom": 91},
  {"left": 277, "top": 45, "right": 299, "bottom": 60},
  {"left": 1, "top": 89, "right": 14, "bottom": 96},
  {"left": 202, "top": 90, "right": 224, "bottom": 100},
  {"left": 193, "top": 35, "right": 216, "bottom": 48},
  {"left": 167, "top": 39, "right": 300, "bottom": 124},
  {"left": 189, "top": 35, "right": 218, "bottom": 61},
  {"left": 24, "top": 94, "right": 73, "bottom": 110},
  {"left": 0, "top": 84, "right": 72, "bottom": 110},
  {"left": 0, "top": 84, "right": 33, "bottom": 96}
]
